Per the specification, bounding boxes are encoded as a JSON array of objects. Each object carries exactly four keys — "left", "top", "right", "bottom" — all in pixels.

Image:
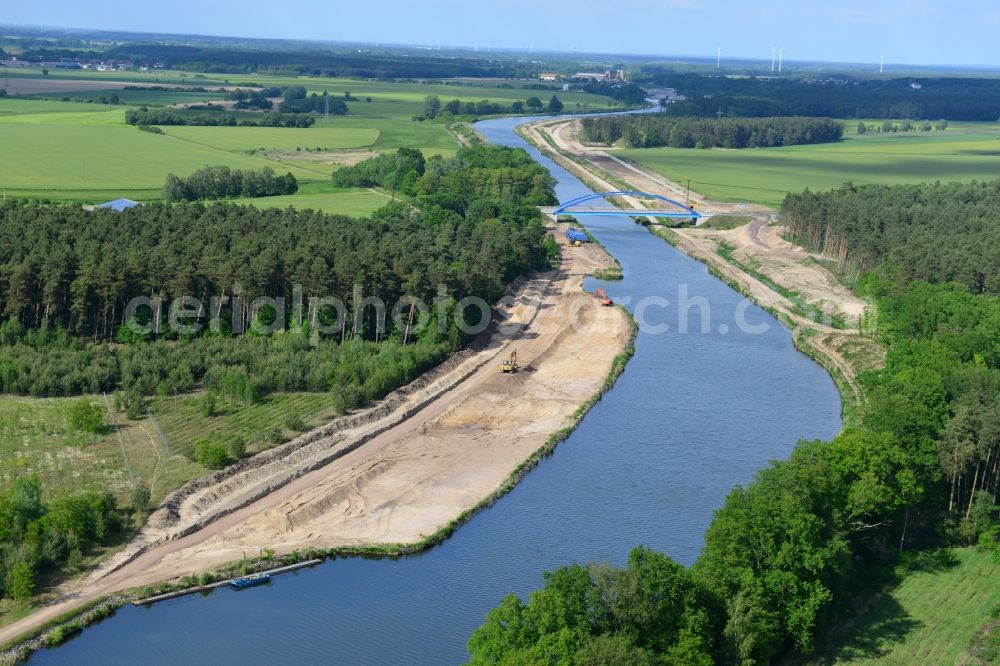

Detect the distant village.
[{"left": 0, "top": 57, "right": 162, "bottom": 72}]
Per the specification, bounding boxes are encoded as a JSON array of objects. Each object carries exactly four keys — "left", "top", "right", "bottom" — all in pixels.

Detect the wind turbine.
[
  {"left": 778, "top": 48, "right": 784, "bottom": 73},
  {"left": 880, "top": 53, "right": 885, "bottom": 73},
  {"left": 771, "top": 47, "right": 776, "bottom": 72},
  {"left": 716, "top": 47, "right": 723, "bottom": 69}
]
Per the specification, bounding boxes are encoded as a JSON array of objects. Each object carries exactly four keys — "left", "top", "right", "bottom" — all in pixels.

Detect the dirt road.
[
  {"left": 521, "top": 118, "right": 883, "bottom": 394},
  {"left": 0, "top": 233, "right": 630, "bottom": 647}
]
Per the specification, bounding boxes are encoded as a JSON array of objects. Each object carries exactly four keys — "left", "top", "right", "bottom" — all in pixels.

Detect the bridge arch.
[{"left": 553, "top": 191, "right": 701, "bottom": 219}]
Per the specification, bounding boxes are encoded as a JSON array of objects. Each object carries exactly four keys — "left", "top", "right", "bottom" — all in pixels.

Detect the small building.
[
  {"left": 97, "top": 198, "right": 140, "bottom": 212},
  {"left": 539, "top": 72, "right": 559, "bottom": 81},
  {"left": 572, "top": 69, "right": 626, "bottom": 83}
]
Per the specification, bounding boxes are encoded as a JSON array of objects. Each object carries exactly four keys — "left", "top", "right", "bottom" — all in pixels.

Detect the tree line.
[
  {"left": 647, "top": 72, "right": 1000, "bottom": 121},
  {"left": 581, "top": 82, "right": 648, "bottom": 106},
  {"left": 332, "top": 144, "right": 557, "bottom": 207},
  {"left": 782, "top": 180, "right": 1000, "bottom": 293},
  {"left": 470, "top": 184, "right": 1000, "bottom": 663},
  {"left": 124, "top": 108, "right": 315, "bottom": 128},
  {"left": 580, "top": 115, "right": 844, "bottom": 148},
  {"left": 857, "top": 119, "right": 948, "bottom": 133},
  {"left": 417, "top": 94, "right": 565, "bottom": 121},
  {"left": 163, "top": 166, "right": 298, "bottom": 202},
  {"left": 277, "top": 87, "right": 349, "bottom": 114},
  {"left": 0, "top": 145, "right": 556, "bottom": 398},
  {"left": 100, "top": 43, "right": 538, "bottom": 79},
  {"left": 0, "top": 325, "right": 459, "bottom": 417},
  {"left": 0, "top": 475, "right": 120, "bottom": 605},
  {"left": 225, "top": 87, "right": 280, "bottom": 110}
]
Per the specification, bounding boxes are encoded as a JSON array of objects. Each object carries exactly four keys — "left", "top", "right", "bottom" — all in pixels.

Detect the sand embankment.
[{"left": 0, "top": 227, "right": 630, "bottom": 647}]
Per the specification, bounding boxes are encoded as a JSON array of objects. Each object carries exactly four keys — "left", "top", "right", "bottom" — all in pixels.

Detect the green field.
[
  {"left": 0, "top": 389, "right": 352, "bottom": 507},
  {"left": 0, "top": 98, "right": 117, "bottom": 116},
  {"left": 818, "top": 548, "right": 1000, "bottom": 664},
  {"left": 239, "top": 182, "right": 392, "bottom": 215},
  {"left": 150, "top": 390, "right": 347, "bottom": 460},
  {"left": 56, "top": 88, "right": 227, "bottom": 106},
  {"left": 0, "top": 395, "right": 206, "bottom": 506},
  {"left": 616, "top": 123, "right": 1000, "bottom": 207},
  {"left": 0, "top": 69, "right": 621, "bottom": 206},
  {"left": 0, "top": 98, "right": 402, "bottom": 211},
  {"left": 163, "top": 124, "right": 379, "bottom": 152},
  {"left": 0, "top": 123, "right": 309, "bottom": 196}
]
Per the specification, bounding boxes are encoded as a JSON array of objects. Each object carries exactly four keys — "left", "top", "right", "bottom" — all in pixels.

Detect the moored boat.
[{"left": 229, "top": 573, "right": 271, "bottom": 589}]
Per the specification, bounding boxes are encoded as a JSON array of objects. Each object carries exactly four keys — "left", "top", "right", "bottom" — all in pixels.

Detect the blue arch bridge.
[{"left": 542, "top": 191, "right": 701, "bottom": 221}]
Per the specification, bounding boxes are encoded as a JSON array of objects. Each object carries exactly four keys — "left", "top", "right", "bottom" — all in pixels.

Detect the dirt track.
[
  {"left": 521, "top": 118, "right": 883, "bottom": 395},
  {"left": 0, "top": 232, "right": 630, "bottom": 646},
  {"left": 540, "top": 120, "right": 863, "bottom": 321}
]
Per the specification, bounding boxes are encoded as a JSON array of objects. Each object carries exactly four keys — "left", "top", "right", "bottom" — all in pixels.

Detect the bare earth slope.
[{"left": 0, "top": 231, "right": 629, "bottom": 646}]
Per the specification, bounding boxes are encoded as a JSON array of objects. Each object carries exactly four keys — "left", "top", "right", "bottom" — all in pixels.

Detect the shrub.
[
  {"left": 284, "top": 412, "right": 306, "bottom": 432},
  {"left": 131, "top": 484, "right": 151, "bottom": 513},
  {"left": 199, "top": 391, "right": 217, "bottom": 417},
  {"left": 68, "top": 398, "right": 106, "bottom": 434},
  {"left": 228, "top": 437, "right": 247, "bottom": 460},
  {"left": 8, "top": 560, "right": 36, "bottom": 601},
  {"left": 123, "top": 390, "right": 144, "bottom": 420},
  {"left": 193, "top": 439, "right": 229, "bottom": 469}
]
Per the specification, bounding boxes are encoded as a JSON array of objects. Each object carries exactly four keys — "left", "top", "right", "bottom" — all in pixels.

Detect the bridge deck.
[{"left": 548, "top": 190, "right": 701, "bottom": 220}]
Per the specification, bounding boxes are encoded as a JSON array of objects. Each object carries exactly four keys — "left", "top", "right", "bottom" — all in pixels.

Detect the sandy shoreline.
[{"left": 0, "top": 224, "right": 631, "bottom": 649}]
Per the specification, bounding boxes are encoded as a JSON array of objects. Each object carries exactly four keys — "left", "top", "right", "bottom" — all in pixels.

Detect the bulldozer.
[{"left": 500, "top": 349, "right": 519, "bottom": 373}]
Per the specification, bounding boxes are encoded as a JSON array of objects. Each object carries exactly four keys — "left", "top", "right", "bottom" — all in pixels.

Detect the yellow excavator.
[{"left": 500, "top": 349, "right": 519, "bottom": 373}]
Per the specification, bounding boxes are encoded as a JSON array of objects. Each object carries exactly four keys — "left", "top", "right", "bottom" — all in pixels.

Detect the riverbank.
[
  {"left": 0, "top": 216, "right": 632, "bottom": 656},
  {"left": 520, "top": 117, "right": 885, "bottom": 417}
]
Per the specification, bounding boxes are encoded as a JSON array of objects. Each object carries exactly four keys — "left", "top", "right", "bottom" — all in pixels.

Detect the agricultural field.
[
  {"left": 0, "top": 97, "right": 395, "bottom": 209},
  {"left": 615, "top": 122, "right": 1000, "bottom": 207},
  {"left": 0, "top": 121, "right": 312, "bottom": 199},
  {"left": 0, "top": 389, "right": 349, "bottom": 508},
  {"left": 162, "top": 124, "right": 380, "bottom": 152},
  {"left": 817, "top": 548, "right": 1000, "bottom": 664},
  {"left": 247, "top": 75, "right": 619, "bottom": 113},
  {"left": 0, "top": 98, "right": 117, "bottom": 116},
  {"left": 57, "top": 88, "right": 228, "bottom": 106},
  {"left": 243, "top": 182, "right": 392, "bottom": 215},
  {"left": 1, "top": 68, "right": 612, "bottom": 206}
]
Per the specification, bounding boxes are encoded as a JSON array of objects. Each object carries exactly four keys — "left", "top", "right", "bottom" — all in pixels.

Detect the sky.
[{"left": 5, "top": 1, "right": 1000, "bottom": 68}]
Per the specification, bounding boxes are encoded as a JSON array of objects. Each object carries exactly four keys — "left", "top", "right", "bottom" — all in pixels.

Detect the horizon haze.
[{"left": 4, "top": 1, "right": 1000, "bottom": 68}]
